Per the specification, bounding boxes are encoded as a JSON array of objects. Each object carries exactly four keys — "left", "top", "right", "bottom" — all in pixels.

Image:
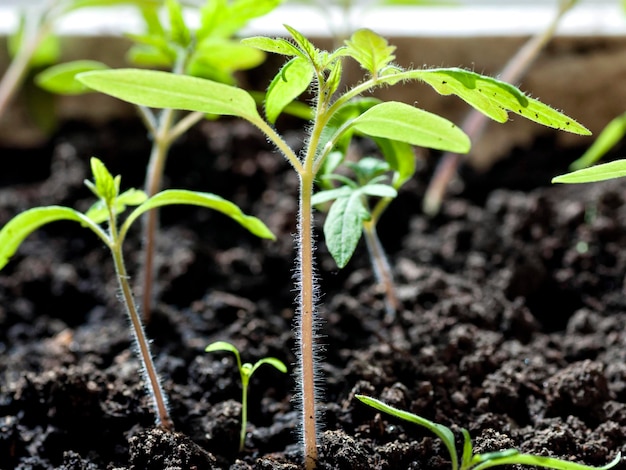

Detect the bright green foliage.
[
  {"left": 552, "top": 160, "right": 626, "bottom": 184},
  {"left": 344, "top": 29, "right": 397, "bottom": 77},
  {"left": 35, "top": 60, "right": 110, "bottom": 95},
  {"left": 569, "top": 112, "right": 626, "bottom": 171},
  {"left": 402, "top": 68, "right": 590, "bottom": 134},
  {"left": 355, "top": 395, "right": 621, "bottom": 470},
  {"left": 350, "top": 101, "right": 470, "bottom": 153},
  {"left": 0, "top": 157, "right": 274, "bottom": 271},
  {"left": 265, "top": 57, "right": 314, "bottom": 124},
  {"left": 77, "top": 69, "right": 261, "bottom": 122},
  {"left": 205, "top": 341, "right": 287, "bottom": 451}
]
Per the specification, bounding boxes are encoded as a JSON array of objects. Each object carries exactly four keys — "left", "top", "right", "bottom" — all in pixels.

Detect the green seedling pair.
[{"left": 205, "top": 341, "right": 287, "bottom": 451}]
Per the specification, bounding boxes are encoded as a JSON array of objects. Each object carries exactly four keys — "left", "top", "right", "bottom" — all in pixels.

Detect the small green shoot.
[
  {"left": 205, "top": 341, "right": 287, "bottom": 452},
  {"left": 0, "top": 157, "right": 274, "bottom": 430},
  {"left": 552, "top": 159, "right": 626, "bottom": 184},
  {"left": 355, "top": 395, "right": 621, "bottom": 470},
  {"left": 70, "top": 27, "right": 588, "bottom": 468}
]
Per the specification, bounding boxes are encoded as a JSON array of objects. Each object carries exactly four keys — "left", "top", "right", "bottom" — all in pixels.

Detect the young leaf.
[
  {"left": 403, "top": 68, "right": 590, "bottom": 135},
  {"left": 89, "top": 157, "right": 119, "bottom": 203},
  {"left": 569, "top": 112, "right": 626, "bottom": 170},
  {"left": 371, "top": 137, "right": 416, "bottom": 189},
  {"left": 350, "top": 101, "right": 471, "bottom": 153},
  {"left": 265, "top": 57, "right": 314, "bottom": 124},
  {"left": 311, "top": 186, "right": 353, "bottom": 206},
  {"left": 0, "top": 207, "right": 102, "bottom": 270},
  {"left": 355, "top": 395, "right": 459, "bottom": 470},
  {"left": 360, "top": 184, "right": 397, "bottom": 199},
  {"left": 471, "top": 451, "right": 621, "bottom": 470},
  {"left": 552, "top": 160, "right": 626, "bottom": 184},
  {"left": 205, "top": 341, "right": 242, "bottom": 365},
  {"left": 251, "top": 357, "right": 288, "bottom": 375},
  {"left": 77, "top": 69, "right": 261, "bottom": 122},
  {"left": 345, "top": 29, "right": 396, "bottom": 77},
  {"left": 323, "top": 192, "right": 370, "bottom": 268},
  {"left": 166, "top": 0, "right": 191, "bottom": 47},
  {"left": 241, "top": 36, "right": 301, "bottom": 57},
  {"left": 284, "top": 25, "right": 319, "bottom": 65},
  {"left": 36, "top": 60, "right": 110, "bottom": 95},
  {"left": 85, "top": 188, "right": 148, "bottom": 224},
  {"left": 123, "top": 190, "right": 275, "bottom": 240}
]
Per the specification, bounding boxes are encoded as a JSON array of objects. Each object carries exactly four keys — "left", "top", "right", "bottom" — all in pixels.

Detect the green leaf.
[
  {"left": 123, "top": 190, "right": 275, "bottom": 240},
  {"left": 205, "top": 340, "right": 240, "bottom": 356},
  {"left": 88, "top": 157, "right": 119, "bottom": 203},
  {"left": 311, "top": 186, "right": 353, "bottom": 206},
  {"left": 371, "top": 137, "right": 415, "bottom": 189},
  {"left": 403, "top": 68, "right": 590, "bottom": 135},
  {"left": 323, "top": 193, "right": 370, "bottom": 268},
  {"left": 36, "top": 60, "right": 110, "bottom": 95},
  {"left": 242, "top": 36, "right": 302, "bottom": 57},
  {"left": 471, "top": 451, "right": 621, "bottom": 470},
  {"left": 87, "top": 188, "right": 148, "bottom": 224},
  {"left": 0, "top": 207, "right": 100, "bottom": 271},
  {"left": 350, "top": 101, "right": 471, "bottom": 153},
  {"left": 77, "top": 69, "right": 261, "bottom": 122},
  {"left": 166, "top": 0, "right": 191, "bottom": 47},
  {"left": 199, "top": 0, "right": 283, "bottom": 39},
  {"left": 569, "top": 112, "right": 626, "bottom": 170},
  {"left": 360, "top": 184, "right": 397, "bottom": 199},
  {"left": 284, "top": 25, "right": 319, "bottom": 64},
  {"left": 190, "top": 38, "right": 265, "bottom": 82},
  {"left": 345, "top": 29, "right": 396, "bottom": 77},
  {"left": 346, "top": 156, "right": 390, "bottom": 184},
  {"left": 265, "top": 57, "right": 313, "bottom": 124},
  {"left": 251, "top": 357, "right": 288, "bottom": 375},
  {"left": 552, "top": 160, "right": 626, "bottom": 184},
  {"left": 355, "top": 395, "right": 459, "bottom": 470}
]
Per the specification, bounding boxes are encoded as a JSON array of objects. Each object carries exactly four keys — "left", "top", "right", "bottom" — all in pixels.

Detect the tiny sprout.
[
  {"left": 355, "top": 395, "right": 621, "bottom": 470},
  {"left": 205, "top": 341, "right": 287, "bottom": 452}
]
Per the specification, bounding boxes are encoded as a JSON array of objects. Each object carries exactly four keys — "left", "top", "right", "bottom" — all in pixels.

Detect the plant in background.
[
  {"left": 205, "top": 341, "right": 287, "bottom": 452},
  {"left": 0, "top": 157, "right": 275, "bottom": 430},
  {"left": 0, "top": 0, "right": 160, "bottom": 122},
  {"left": 312, "top": 134, "right": 413, "bottom": 321},
  {"left": 73, "top": 26, "right": 587, "bottom": 468},
  {"left": 36, "top": 0, "right": 283, "bottom": 322},
  {"left": 422, "top": 0, "right": 580, "bottom": 216},
  {"left": 355, "top": 395, "right": 621, "bottom": 470}
]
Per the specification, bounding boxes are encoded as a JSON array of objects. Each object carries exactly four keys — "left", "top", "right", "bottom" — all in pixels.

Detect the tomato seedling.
[
  {"left": 0, "top": 157, "right": 274, "bottom": 430},
  {"left": 205, "top": 341, "right": 287, "bottom": 452}
]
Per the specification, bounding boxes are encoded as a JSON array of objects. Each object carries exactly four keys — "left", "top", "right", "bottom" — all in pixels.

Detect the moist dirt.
[{"left": 1, "top": 119, "right": 625, "bottom": 470}]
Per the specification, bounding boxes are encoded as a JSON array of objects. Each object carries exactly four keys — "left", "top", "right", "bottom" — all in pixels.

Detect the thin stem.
[
  {"left": 240, "top": 376, "right": 248, "bottom": 452},
  {"left": 362, "top": 219, "right": 400, "bottom": 323},
  {"left": 0, "top": 9, "right": 52, "bottom": 119},
  {"left": 108, "top": 206, "right": 173, "bottom": 430},
  {"left": 140, "top": 107, "right": 177, "bottom": 323},
  {"left": 252, "top": 118, "right": 303, "bottom": 173},
  {"left": 298, "top": 170, "right": 318, "bottom": 470}
]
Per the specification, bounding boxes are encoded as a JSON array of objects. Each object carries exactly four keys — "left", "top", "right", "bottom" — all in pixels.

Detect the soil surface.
[{"left": 1, "top": 118, "right": 625, "bottom": 470}]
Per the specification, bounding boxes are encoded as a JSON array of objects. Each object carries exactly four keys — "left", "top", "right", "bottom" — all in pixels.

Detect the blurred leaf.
[
  {"left": 345, "top": 29, "right": 396, "bottom": 76},
  {"left": 552, "top": 160, "right": 626, "bottom": 184},
  {"left": 36, "top": 60, "right": 110, "bottom": 95},
  {"left": 265, "top": 57, "right": 313, "bottom": 124}
]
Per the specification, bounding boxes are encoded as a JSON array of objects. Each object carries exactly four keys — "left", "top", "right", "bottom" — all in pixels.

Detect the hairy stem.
[
  {"left": 298, "top": 170, "right": 319, "bottom": 470},
  {"left": 109, "top": 212, "right": 173, "bottom": 430},
  {"left": 362, "top": 220, "right": 400, "bottom": 323}
]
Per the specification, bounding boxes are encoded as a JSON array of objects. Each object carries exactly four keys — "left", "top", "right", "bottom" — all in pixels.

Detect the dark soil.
[{"left": 1, "top": 118, "right": 625, "bottom": 470}]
